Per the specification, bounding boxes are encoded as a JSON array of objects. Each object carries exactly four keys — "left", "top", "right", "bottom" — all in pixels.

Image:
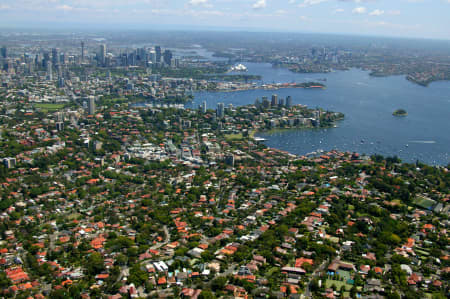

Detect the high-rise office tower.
[
  {"left": 149, "top": 51, "right": 156, "bottom": 63},
  {"left": 173, "top": 58, "right": 180, "bottom": 68},
  {"left": 81, "top": 41, "right": 85, "bottom": 62},
  {"left": 137, "top": 48, "right": 147, "bottom": 62},
  {"left": 88, "top": 96, "right": 96, "bottom": 115},
  {"left": 217, "top": 103, "right": 225, "bottom": 118},
  {"left": 43, "top": 52, "right": 51, "bottom": 68},
  {"left": 286, "top": 96, "right": 293, "bottom": 108},
  {"left": 0, "top": 46, "right": 6, "bottom": 58},
  {"left": 155, "top": 46, "right": 162, "bottom": 63},
  {"left": 47, "top": 61, "right": 53, "bottom": 81},
  {"left": 163, "top": 50, "right": 172, "bottom": 65},
  {"left": 59, "top": 53, "right": 65, "bottom": 65},
  {"left": 271, "top": 94, "right": 278, "bottom": 107},
  {"left": 52, "top": 48, "right": 59, "bottom": 66},
  {"left": 99, "top": 44, "right": 106, "bottom": 66}
]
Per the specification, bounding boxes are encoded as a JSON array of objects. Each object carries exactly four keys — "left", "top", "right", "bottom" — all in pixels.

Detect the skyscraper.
[
  {"left": 149, "top": 51, "right": 156, "bottom": 63},
  {"left": 163, "top": 50, "right": 173, "bottom": 65},
  {"left": 217, "top": 103, "right": 225, "bottom": 118},
  {"left": 0, "top": 46, "right": 6, "bottom": 58},
  {"left": 43, "top": 52, "right": 51, "bottom": 68},
  {"left": 47, "top": 61, "right": 53, "bottom": 81},
  {"left": 286, "top": 96, "right": 293, "bottom": 108},
  {"left": 52, "top": 48, "right": 59, "bottom": 66},
  {"left": 88, "top": 96, "right": 96, "bottom": 115},
  {"left": 137, "top": 48, "right": 147, "bottom": 62},
  {"left": 155, "top": 46, "right": 162, "bottom": 63},
  {"left": 271, "top": 94, "right": 278, "bottom": 107},
  {"left": 59, "top": 53, "right": 65, "bottom": 65},
  {"left": 201, "top": 101, "right": 207, "bottom": 114},
  {"left": 81, "top": 41, "right": 85, "bottom": 63},
  {"left": 99, "top": 44, "right": 106, "bottom": 66}
]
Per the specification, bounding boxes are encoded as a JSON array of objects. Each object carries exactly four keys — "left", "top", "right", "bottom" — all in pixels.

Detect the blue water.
[{"left": 192, "top": 63, "right": 450, "bottom": 165}]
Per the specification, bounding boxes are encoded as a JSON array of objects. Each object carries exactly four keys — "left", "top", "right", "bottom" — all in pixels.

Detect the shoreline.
[
  {"left": 252, "top": 132, "right": 448, "bottom": 166},
  {"left": 207, "top": 85, "right": 326, "bottom": 93}
]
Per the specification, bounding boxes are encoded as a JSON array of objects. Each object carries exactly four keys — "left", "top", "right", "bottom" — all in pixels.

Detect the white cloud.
[
  {"left": 188, "top": 0, "right": 208, "bottom": 6},
  {"left": 333, "top": 8, "right": 345, "bottom": 13},
  {"left": 369, "top": 9, "right": 384, "bottom": 16},
  {"left": 299, "top": 0, "right": 329, "bottom": 7},
  {"left": 252, "top": 0, "right": 266, "bottom": 9},
  {"left": 352, "top": 7, "right": 366, "bottom": 14}
]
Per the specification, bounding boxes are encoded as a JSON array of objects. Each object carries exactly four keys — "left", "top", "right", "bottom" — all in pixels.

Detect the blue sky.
[{"left": 0, "top": 0, "right": 449, "bottom": 40}]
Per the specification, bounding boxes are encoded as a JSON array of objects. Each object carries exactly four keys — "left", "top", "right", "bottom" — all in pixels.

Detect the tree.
[
  {"left": 86, "top": 252, "right": 105, "bottom": 276},
  {"left": 0, "top": 271, "right": 11, "bottom": 289},
  {"left": 198, "top": 290, "right": 216, "bottom": 299},
  {"left": 211, "top": 276, "right": 227, "bottom": 291},
  {"left": 128, "top": 263, "right": 148, "bottom": 286},
  {"left": 310, "top": 278, "right": 320, "bottom": 292},
  {"left": 431, "top": 293, "right": 447, "bottom": 299},
  {"left": 116, "top": 253, "right": 128, "bottom": 266}
]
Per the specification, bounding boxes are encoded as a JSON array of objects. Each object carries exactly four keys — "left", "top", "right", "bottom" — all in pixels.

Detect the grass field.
[
  {"left": 225, "top": 133, "right": 244, "bottom": 141},
  {"left": 325, "top": 279, "right": 353, "bottom": 291},
  {"left": 34, "top": 103, "right": 65, "bottom": 111},
  {"left": 266, "top": 267, "right": 279, "bottom": 276},
  {"left": 67, "top": 213, "right": 81, "bottom": 221}
]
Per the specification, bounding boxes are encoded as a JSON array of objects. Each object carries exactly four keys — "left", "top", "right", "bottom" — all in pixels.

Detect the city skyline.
[{"left": 0, "top": 0, "right": 449, "bottom": 40}]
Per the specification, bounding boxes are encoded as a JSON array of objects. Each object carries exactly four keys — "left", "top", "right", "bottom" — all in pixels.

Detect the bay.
[{"left": 192, "top": 63, "right": 450, "bottom": 165}]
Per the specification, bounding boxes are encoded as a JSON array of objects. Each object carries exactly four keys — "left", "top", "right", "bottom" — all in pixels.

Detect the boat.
[{"left": 253, "top": 137, "right": 266, "bottom": 142}]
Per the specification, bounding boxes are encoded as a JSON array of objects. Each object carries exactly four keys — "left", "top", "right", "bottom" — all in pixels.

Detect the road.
[
  {"left": 201, "top": 263, "right": 238, "bottom": 289},
  {"left": 49, "top": 232, "right": 58, "bottom": 250},
  {"left": 150, "top": 225, "right": 169, "bottom": 250},
  {"left": 304, "top": 259, "right": 328, "bottom": 298}
]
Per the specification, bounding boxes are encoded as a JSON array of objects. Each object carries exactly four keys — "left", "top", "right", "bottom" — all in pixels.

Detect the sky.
[{"left": 0, "top": 0, "right": 449, "bottom": 40}]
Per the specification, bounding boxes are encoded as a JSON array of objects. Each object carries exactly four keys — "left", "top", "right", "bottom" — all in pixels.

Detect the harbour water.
[{"left": 192, "top": 63, "right": 450, "bottom": 165}]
